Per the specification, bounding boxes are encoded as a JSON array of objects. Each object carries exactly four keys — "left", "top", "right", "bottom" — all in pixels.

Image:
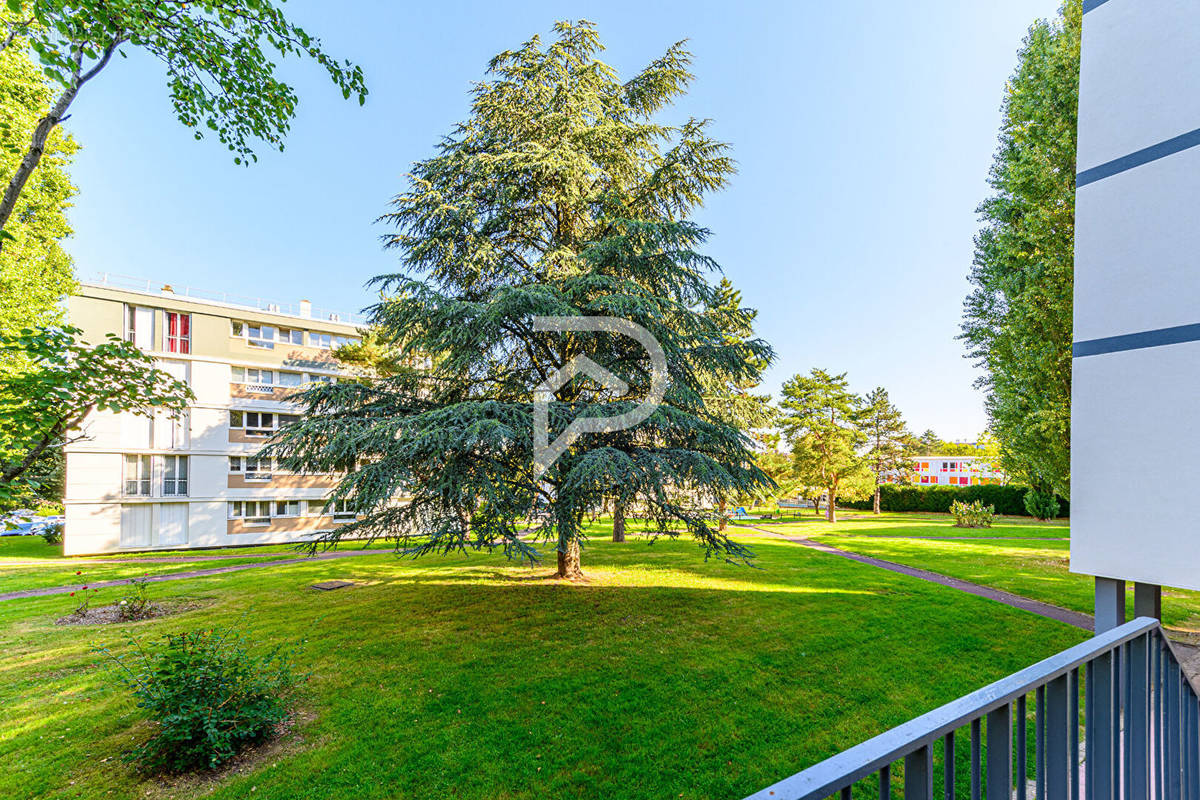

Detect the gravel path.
[{"left": 747, "top": 525, "right": 1093, "bottom": 630}]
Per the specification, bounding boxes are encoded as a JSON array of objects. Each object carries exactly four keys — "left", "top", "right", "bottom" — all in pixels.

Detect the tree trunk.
[
  {"left": 612, "top": 497, "right": 626, "bottom": 543},
  {"left": 812, "top": 496, "right": 821, "bottom": 516},
  {"left": 717, "top": 495, "right": 727, "bottom": 531},
  {"left": 873, "top": 483, "right": 881, "bottom": 515},
  {"left": 0, "top": 42, "right": 117, "bottom": 244},
  {"left": 556, "top": 537, "right": 583, "bottom": 579},
  {"left": 826, "top": 484, "right": 837, "bottom": 523}
]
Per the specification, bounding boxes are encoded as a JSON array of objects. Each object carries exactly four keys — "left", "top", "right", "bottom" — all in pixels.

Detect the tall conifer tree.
[{"left": 268, "top": 22, "right": 773, "bottom": 578}]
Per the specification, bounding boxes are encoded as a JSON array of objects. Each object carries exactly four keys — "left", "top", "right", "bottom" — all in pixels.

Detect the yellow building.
[{"left": 63, "top": 275, "right": 364, "bottom": 555}]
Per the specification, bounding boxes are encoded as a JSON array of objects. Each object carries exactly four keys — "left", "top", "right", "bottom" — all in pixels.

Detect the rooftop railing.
[
  {"left": 85, "top": 271, "right": 366, "bottom": 325},
  {"left": 744, "top": 617, "right": 1199, "bottom": 800}
]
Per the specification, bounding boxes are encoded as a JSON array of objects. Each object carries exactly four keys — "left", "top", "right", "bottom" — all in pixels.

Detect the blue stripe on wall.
[
  {"left": 1077, "top": 127, "right": 1200, "bottom": 187},
  {"left": 1082, "top": 0, "right": 1113, "bottom": 12},
  {"left": 1073, "top": 323, "right": 1200, "bottom": 357}
]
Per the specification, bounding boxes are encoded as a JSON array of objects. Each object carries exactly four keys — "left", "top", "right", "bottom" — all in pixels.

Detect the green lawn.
[{"left": 0, "top": 529, "right": 1088, "bottom": 800}]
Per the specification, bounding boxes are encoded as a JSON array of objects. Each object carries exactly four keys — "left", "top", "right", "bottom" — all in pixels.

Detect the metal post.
[
  {"left": 1095, "top": 577, "right": 1126, "bottom": 634},
  {"left": 905, "top": 745, "right": 933, "bottom": 800},
  {"left": 987, "top": 704, "right": 1012, "bottom": 800},
  {"left": 1134, "top": 583, "right": 1162, "bottom": 621},
  {"left": 1128, "top": 633, "right": 1151, "bottom": 800},
  {"left": 1090, "top": 649, "right": 1117, "bottom": 800},
  {"left": 1046, "top": 674, "right": 1071, "bottom": 800}
]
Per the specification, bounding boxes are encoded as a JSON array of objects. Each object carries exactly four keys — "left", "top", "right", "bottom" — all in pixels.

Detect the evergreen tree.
[
  {"left": 266, "top": 22, "right": 774, "bottom": 578},
  {"left": 860, "top": 387, "right": 911, "bottom": 514},
  {"left": 779, "top": 369, "right": 870, "bottom": 523},
  {"left": 915, "top": 429, "right": 942, "bottom": 456},
  {"left": 961, "top": 0, "right": 1080, "bottom": 498}
]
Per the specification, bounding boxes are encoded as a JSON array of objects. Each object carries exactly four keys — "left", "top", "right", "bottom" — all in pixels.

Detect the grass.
[{"left": 0, "top": 528, "right": 1088, "bottom": 800}]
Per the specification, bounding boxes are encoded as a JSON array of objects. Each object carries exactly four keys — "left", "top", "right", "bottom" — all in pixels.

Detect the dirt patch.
[
  {"left": 140, "top": 708, "right": 319, "bottom": 800},
  {"left": 55, "top": 600, "right": 207, "bottom": 626}
]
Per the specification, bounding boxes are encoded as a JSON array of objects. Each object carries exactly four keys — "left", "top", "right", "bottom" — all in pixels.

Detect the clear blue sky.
[{"left": 63, "top": 0, "right": 1064, "bottom": 440}]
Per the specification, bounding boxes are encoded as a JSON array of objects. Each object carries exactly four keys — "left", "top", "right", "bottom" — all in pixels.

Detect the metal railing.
[
  {"left": 85, "top": 271, "right": 366, "bottom": 325},
  {"left": 744, "top": 618, "right": 1200, "bottom": 800}
]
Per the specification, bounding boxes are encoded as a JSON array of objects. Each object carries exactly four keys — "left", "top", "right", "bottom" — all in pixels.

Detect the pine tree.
[
  {"left": 860, "top": 387, "right": 911, "bottom": 514},
  {"left": 779, "top": 369, "right": 870, "bottom": 523},
  {"left": 267, "top": 21, "right": 774, "bottom": 578}
]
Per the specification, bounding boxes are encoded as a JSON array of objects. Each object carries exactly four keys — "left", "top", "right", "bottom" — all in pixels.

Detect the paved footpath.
[
  {"left": 747, "top": 525, "right": 1093, "bottom": 630},
  {"left": 0, "top": 549, "right": 387, "bottom": 602}
]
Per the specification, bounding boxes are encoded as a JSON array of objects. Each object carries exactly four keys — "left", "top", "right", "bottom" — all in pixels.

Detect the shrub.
[
  {"left": 950, "top": 499, "right": 995, "bottom": 528},
  {"left": 40, "top": 522, "right": 63, "bottom": 544},
  {"left": 842, "top": 483, "right": 1068, "bottom": 517},
  {"left": 1023, "top": 489, "right": 1061, "bottom": 521},
  {"left": 102, "top": 626, "right": 303, "bottom": 773},
  {"left": 117, "top": 575, "right": 153, "bottom": 621}
]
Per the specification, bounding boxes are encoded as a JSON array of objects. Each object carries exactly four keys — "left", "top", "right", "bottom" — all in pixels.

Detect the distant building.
[
  {"left": 884, "top": 456, "right": 1007, "bottom": 487},
  {"left": 63, "top": 274, "right": 366, "bottom": 555}
]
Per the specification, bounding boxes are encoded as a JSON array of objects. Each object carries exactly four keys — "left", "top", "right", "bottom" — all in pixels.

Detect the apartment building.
[
  {"left": 882, "top": 456, "right": 1006, "bottom": 487},
  {"left": 63, "top": 276, "right": 364, "bottom": 555}
]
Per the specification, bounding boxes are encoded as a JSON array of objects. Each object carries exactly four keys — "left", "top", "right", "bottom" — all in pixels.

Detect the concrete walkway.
[
  {"left": 0, "top": 549, "right": 387, "bottom": 602},
  {"left": 748, "top": 525, "right": 1094, "bottom": 630}
]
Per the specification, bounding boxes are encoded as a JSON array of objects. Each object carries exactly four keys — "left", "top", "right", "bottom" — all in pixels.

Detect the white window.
[
  {"left": 274, "top": 500, "right": 301, "bottom": 517},
  {"left": 165, "top": 312, "right": 191, "bottom": 354},
  {"left": 327, "top": 499, "right": 357, "bottom": 521},
  {"left": 169, "top": 412, "right": 189, "bottom": 449},
  {"left": 229, "top": 501, "right": 271, "bottom": 525},
  {"left": 309, "top": 333, "right": 332, "bottom": 349},
  {"left": 162, "top": 455, "right": 189, "bottom": 496},
  {"left": 125, "top": 305, "right": 154, "bottom": 350},
  {"left": 307, "top": 373, "right": 333, "bottom": 384},
  {"left": 245, "top": 412, "right": 275, "bottom": 436},
  {"left": 123, "top": 455, "right": 152, "bottom": 496},
  {"left": 247, "top": 325, "right": 276, "bottom": 349},
  {"left": 229, "top": 411, "right": 276, "bottom": 436},
  {"left": 279, "top": 328, "right": 304, "bottom": 345},
  {"left": 245, "top": 456, "right": 272, "bottom": 481},
  {"left": 278, "top": 371, "right": 303, "bottom": 387}
]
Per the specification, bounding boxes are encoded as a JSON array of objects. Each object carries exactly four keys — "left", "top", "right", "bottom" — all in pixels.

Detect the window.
[
  {"left": 246, "top": 456, "right": 272, "bottom": 480},
  {"left": 309, "top": 332, "right": 332, "bottom": 349},
  {"left": 278, "top": 371, "right": 303, "bottom": 387},
  {"left": 231, "top": 320, "right": 245, "bottom": 337},
  {"left": 229, "top": 501, "right": 271, "bottom": 525},
  {"left": 949, "top": 476, "right": 959, "bottom": 485},
  {"left": 941, "top": 462, "right": 948, "bottom": 471},
  {"left": 125, "top": 305, "right": 154, "bottom": 349},
  {"left": 162, "top": 455, "right": 189, "bottom": 496},
  {"left": 123, "top": 455, "right": 152, "bottom": 496},
  {"left": 278, "top": 413, "right": 300, "bottom": 429},
  {"left": 245, "top": 412, "right": 275, "bottom": 436},
  {"left": 919, "top": 475, "right": 929, "bottom": 484},
  {"left": 279, "top": 328, "right": 304, "bottom": 345},
  {"left": 274, "top": 500, "right": 301, "bottom": 517},
  {"left": 247, "top": 325, "right": 276, "bottom": 349},
  {"left": 308, "top": 373, "right": 333, "bottom": 384},
  {"left": 230, "top": 367, "right": 274, "bottom": 386},
  {"left": 165, "top": 312, "right": 191, "bottom": 354},
  {"left": 230, "top": 411, "right": 276, "bottom": 436},
  {"left": 327, "top": 499, "right": 357, "bottom": 521},
  {"left": 930, "top": 476, "right": 938, "bottom": 484}
]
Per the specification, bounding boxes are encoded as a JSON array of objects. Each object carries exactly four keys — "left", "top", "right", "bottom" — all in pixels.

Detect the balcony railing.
[{"left": 744, "top": 617, "right": 1199, "bottom": 800}]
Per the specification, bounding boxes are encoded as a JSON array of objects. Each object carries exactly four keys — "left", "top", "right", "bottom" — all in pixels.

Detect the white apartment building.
[{"left": 63, "top": 275, "right": 365, "bottom": 555}]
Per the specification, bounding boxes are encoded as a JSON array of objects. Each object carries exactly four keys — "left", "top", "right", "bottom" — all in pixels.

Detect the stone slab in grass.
[{"left": 310, "top": 580, "right": 356, "bottom": 591}]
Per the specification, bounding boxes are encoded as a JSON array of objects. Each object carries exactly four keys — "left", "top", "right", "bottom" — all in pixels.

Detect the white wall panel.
[{"left": 1077, "top": 0, "right": 1200, "bottom": 172}]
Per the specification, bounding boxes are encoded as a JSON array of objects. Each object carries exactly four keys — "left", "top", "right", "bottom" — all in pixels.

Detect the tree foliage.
[
  {"left": 266, "top": 21, "right": 774, "bottom": 577},
  {"left": 961, "top": 0, "right": 1080, "bottom": 498},
  {"left": 779, "top": 369, "right": 871, "bottom": 523},
  {"left": 0, "top": 326, "right": 194, "bottom": 502},
  {"left": 860, "top": 386, "right": 911, "bottom": 514},
  {"left": 0, "top": 0, "right": 368, "bottom": 240},
  {"left": 0, "top": 16, "right": 76, "bottom": 339}
]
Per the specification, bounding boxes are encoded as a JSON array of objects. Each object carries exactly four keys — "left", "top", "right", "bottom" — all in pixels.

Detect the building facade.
[
  {"left": 883, "top": 456, "right": 1006, "bottom": 487},
  {"left": 63, "top": 277, "right": 364, "bottom": 555}
]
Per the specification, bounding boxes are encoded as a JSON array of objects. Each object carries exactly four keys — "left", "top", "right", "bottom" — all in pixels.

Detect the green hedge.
[{"left": 842, "top": 484, "right": 1069, "bottom": 518}]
